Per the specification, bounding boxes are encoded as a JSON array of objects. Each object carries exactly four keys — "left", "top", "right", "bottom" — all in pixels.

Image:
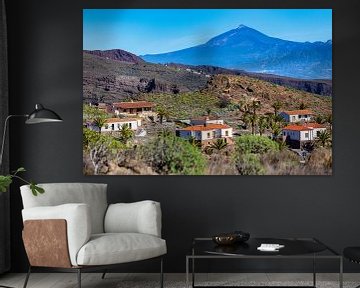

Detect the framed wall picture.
[{"left": 83, "top": 9, "right": 332, "bottom": 175}]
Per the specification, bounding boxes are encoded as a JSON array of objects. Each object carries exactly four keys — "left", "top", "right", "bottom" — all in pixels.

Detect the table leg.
[
  {"left": 339, "top": 257, "right": 343, "bottom": 288},
  {"left": 186, "top": 257, "right": 189, "bottom": 288},
  {"left": 313, "top": 254, "right": 316, "bottom": 287},
  {"left": 192, "top": 257, "right": 195, "bottom": 288}
]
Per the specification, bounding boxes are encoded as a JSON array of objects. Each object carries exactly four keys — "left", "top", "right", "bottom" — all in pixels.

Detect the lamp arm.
[{"left": 0, "top": 114, "right": 28, "bottom": 169}]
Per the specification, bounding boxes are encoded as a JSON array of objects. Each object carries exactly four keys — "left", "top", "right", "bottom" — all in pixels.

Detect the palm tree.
[
  {"left": 119, "top": 125, "right": 134, "bottom": 145},
  {"left": 188, "top": 136, "right": 201, "bottom": 148},
  {"left": 325, "top": 114, "right": 333, "bottom": 132},
  {"left": 249, "top": 113, "right": 258, "bottom": 135},
  {"left": 316, "top": 130, "right": 332, "bottom": 147},
  {"left": 269, "top": 122, "right": 282, "bottom": 140},
  {"left": 83, "top": 104, "right": 108, "bottom": 133},
  {"left": 277, "top": 140, "right": 289, "bottom": 151},
  {"left": 208, "top": 139, "right": 228, "bottom": 153},
  {"left": 314, "top": 115, "right": 324, "bottom": 124},
  {"left": 271, "top": 100, "right": 282, "bottom": 116},
  {"left": 156, "top": 107, "right": 169, "bottom": 124},
  {"left": 248, "top": 99, "right": 261, "bottom": 135},
  {"left": 241, "top": 112, "right": 251, "bottom": 130},
  {"left": 93, "top": 114, "right": 107, "bottom": 134},
  {"left": 267, "top": 114, "right": 286, "bottom": 129},
  {"left": 299, "top": 102, "right": 307, "bottom": 110},
  {"left": 250, "top": 99, "right": 261, "bottom": 115},
  {"left": 258, "top": 116, "right": 268, "bottom": 136}
]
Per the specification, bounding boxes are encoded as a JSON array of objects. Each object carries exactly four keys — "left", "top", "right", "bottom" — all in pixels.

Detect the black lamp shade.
[{"left": 25, "top": 104, "right": 63, "bottom": 124}]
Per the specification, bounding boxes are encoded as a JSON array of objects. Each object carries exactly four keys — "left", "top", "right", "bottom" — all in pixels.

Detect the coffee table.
[{"left": 186, "top": 237, "right": 343, "bottom": 288}]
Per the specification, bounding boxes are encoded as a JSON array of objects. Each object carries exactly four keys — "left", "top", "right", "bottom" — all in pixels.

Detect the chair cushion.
[
  {"left": 344, "top": 247, "right": 360, "bottom": 263},
  {"left": 76, "top": 233, "right": 167, "bottom": 266},
  {"left": 20, "top": 183, "right": 108, "bottom": 234}
]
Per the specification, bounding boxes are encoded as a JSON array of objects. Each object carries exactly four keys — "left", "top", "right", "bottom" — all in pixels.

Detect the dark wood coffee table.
[{"left": 186, "top": 237, "right": 342, "bottom": 288}]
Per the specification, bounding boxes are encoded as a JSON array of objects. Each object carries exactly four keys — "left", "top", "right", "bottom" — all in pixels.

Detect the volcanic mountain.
[
  {"left": 84, "top": 49, "right": 145, "bottom": 64},
  {"left": 141, "top": 25, "right": 332, "bottom": 80}
]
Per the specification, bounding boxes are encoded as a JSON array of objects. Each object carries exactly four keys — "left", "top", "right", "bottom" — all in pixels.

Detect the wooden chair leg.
[
  {"left": 22, "top": 266, "right": 31, "bottom": 288},
  {"left": 77, "top": 269, "right": 81, "bottom": 288}
]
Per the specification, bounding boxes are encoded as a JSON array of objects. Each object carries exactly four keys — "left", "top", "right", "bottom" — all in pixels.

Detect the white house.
[
  {"left": 112, "top": 101, "right": 154, "bottom": 116},
  {"left": 279, "top": 109, "right": 313, "bottom": 123},
  {"left": 282, "top": 123, "right": 327, "bottom": 148},
  {"left": 190, "top": 116, "right": 224, "bottom": 126},
  {"left": 177, "top": 124, "right": 233, "bottom": 146},
  {"left": 101, "top": 118, "right": 141, "bottom": 132}
]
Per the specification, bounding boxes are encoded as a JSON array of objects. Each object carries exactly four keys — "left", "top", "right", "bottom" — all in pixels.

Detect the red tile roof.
[
  {"left": 282, "top": 109, "right": 313, "bottom": 115},
  {"left": 113, "top": 101, "right": 154, "bottom": 109},
  {"left": 105, "top": 118, "right": 139, "bottom": 123},
  {"left": 181, "top": 124, "right": 231, "bottom": 131},
  {"left": 283, "top": 125, "right": 312, "bottom": 131},
  {"left": 302, "top": 123, "right": 326, "bottom": 129},
  {"left": 191, "top": 116, "right": 220, "bottom": 121}
]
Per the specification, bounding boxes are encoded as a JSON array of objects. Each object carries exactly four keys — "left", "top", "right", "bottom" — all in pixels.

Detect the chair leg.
[
  {"left": 101, "top": 270, "right": 107, "bottom": 279},
  {"left": 160, "top": 257, "right": 164, "bottom": 288},
  {"left": 77, "top": 269, "right": 81, "bottom": 288},
  {"left": 23, "top": 266, "right": 31, "bottom": 288}
]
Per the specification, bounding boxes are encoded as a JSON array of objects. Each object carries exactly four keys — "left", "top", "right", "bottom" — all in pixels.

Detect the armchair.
[{"left": 20, "top": 183, "right": 166, "bottom": 288}]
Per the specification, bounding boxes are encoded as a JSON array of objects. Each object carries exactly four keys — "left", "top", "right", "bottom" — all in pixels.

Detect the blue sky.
[{"left": 83, "top": 9, "right": 332, "bottom": 55}]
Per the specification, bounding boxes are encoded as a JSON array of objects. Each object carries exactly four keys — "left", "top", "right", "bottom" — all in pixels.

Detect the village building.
[
  {"left": 282, "top": 123, "right": 327, "bottom": 148},
  {"left": 177, "top": 124, "right": 233, "bottom": 146},
  {"left": 101, "top": 118, "right": 141, "bottom": 132},
  {"left": 97, "top": 103, "right": 114, "bottom": 114},
  {"left": 112, "top": 101, "right": 154, "bottom": 116},
  {"left": 279, "top": 109, "right": 313, "bottom": 123},
  {"left": 190, "top": 116, "right": 224, "bottom": 126}
]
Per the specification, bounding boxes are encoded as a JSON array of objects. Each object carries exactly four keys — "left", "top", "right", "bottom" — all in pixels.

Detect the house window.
[
  {"left": 129, "top": 123, "right": 132, "bottom": 129},
  {"left": 105, "top": 124, "right": 109, "bottom": 129},
  {"left": 207, "top": 132, "right": 211, "bottom": 138},
  {"left": 117, "top": 124, "right": 121, "bottom": 129},
  {"left": 225, "top": 130, "right": 229, "bottom": 136},
  {"left": 111, "top": 124, "right": 114, "bottom": 130},
  {"left": 317, "top": 131, "right": 320, "bottom": 137},
  {"left": 305, "top": 132, "right": 309, "bottom": 138},
  {"left": 292, "top": 116, "right": 296, "bottom": 121},
  {"left": 283, "top": 131, "right": 286, "bottom": 136}
]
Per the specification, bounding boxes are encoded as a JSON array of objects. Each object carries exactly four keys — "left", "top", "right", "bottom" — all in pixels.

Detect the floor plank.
[{"left": 0, "top": 273, "right": 359, "bottom": 288}]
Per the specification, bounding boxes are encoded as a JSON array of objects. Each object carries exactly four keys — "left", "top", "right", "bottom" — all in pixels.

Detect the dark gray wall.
[{"left": 5, "top": 0, "right": 360, "bottom": 273}]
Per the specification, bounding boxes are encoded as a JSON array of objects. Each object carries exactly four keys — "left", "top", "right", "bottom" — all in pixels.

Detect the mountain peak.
[{"left": 237, "top": 24, "right": 248, "bottom": 29}]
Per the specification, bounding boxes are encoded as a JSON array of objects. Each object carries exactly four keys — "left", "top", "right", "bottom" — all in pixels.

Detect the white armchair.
[{"left": 20, "top": 183, "right": 166, "bottom": 288}]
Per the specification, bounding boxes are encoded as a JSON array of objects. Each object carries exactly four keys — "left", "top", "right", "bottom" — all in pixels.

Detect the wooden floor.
[{"left": 0, "top": 273, "right": 359, "bottom": 288}]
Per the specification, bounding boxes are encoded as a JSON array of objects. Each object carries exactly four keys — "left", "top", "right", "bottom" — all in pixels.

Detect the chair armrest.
[
  {"left": 22, "top": 203, "right": 91, "bottom": 266},
  {"left": 104, "top": 200, "right": 162, "bottom": 237}
]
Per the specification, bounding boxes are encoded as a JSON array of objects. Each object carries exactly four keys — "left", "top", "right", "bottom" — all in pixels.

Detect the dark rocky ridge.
[
  {"left": 84, "top": 49, "right": 145, "bottom": 64},
  {"left": 83, "top": 53, "right": 207, "bottom": 103}
]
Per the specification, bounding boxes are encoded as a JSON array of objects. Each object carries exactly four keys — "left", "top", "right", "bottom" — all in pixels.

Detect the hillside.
[
  {"left": 141, "top": 25, "right": 332, "bottom": 79},
  {"left": 84, "top": 49, "right": 145, "bottom": 64},
  {"left": 83, "top": 52, "right": 208, "bottom": 103},
  {"left": 167, "top": 63, "right": 332, "bottom": 96},
  {"left": 206, "top": 74, "right": 332, "bottom": 117}
]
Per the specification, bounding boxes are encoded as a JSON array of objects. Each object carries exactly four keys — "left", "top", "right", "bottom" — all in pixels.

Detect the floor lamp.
[{"left": 0, "top": 103, "right": 63, "bottom": 288}]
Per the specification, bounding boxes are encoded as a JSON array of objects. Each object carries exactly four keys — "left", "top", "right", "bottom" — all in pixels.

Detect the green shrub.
[
  {"left": 83, "top": 128, "right": 125, "bottom": 151},
  {"left": 235, "top": 154, "right": 265, "bottom": 175},
  {"left": 235, "top": 135, "right": 279, "bottom": 154},
  {"left": 140, "top": 132, "right": 206, "bottom": 175},
  {"left": 261, "top": 150, "right": 300, "bottom": 175}
]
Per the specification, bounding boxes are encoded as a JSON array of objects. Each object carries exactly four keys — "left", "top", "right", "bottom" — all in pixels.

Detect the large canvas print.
[{"left": 83, "top": 9, "right": 332, "bottom": 175}]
